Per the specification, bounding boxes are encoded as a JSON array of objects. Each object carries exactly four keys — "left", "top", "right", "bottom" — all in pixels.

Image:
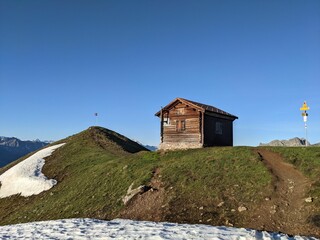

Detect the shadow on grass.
[{"left": 308, "top": 214, "right": 320, "bottom": 228}]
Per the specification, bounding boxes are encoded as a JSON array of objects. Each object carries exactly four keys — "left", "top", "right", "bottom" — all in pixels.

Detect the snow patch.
[
  {"left": 0, "top": 143, "right": 65, "bottom": 198},
  {"left": 0, "top": 218, "right": 316, "bottom": 240}
]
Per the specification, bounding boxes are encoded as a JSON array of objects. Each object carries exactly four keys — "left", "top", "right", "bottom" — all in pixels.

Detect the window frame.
[{"left": 176, "top": 120, "right": 186, "bottom": 132}]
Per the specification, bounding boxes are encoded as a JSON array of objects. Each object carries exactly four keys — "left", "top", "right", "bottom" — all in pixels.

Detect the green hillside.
[{"left": 0, "top": 127, "right": 319, "bottom": 237}]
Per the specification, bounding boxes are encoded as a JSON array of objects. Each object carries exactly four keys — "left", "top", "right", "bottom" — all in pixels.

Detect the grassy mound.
[{"left": 0, "top": 127, "right": 271, "bottom": 228}]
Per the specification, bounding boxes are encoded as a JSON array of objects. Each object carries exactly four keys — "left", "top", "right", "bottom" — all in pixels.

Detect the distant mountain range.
[
  {"left": 143, "top": 145, "right": 158, "bottom": 151},
  {"left": 0, "top": 137, "right": 51, "bottom": 167},
  {"left": 259, "top": 137, "right": 319, "bottom": 147},
  {"left": 133, "top": 140, "right": 157, "bottom": 151}
]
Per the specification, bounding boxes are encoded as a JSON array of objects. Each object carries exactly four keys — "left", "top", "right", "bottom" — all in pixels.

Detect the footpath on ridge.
[{"left": 251, "top": 148, "right": 319, "bottom": 237}]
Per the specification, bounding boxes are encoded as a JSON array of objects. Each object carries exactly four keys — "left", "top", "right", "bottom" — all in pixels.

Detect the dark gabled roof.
[{"left": 155, "top": 97, "right": 238, "bottom": 119}]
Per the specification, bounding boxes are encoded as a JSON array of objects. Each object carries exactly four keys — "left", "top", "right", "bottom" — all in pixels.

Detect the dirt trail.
[
  {"left": 119, "top": 168, "right": 167, "bottom": 221},
  {"left": 251, "top": 148, "right": 318, "bottom": 236}
]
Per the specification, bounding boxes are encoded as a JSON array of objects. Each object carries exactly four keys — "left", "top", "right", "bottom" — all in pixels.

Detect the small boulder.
[
  {"left": 225, "top": 219, "right": 233, "bottom": 227},
  {"left": 305, "top": 197, "right": 313, "bottom": 203},
  {"left": 122, "top": 183, "right": 147, "bottom": 205},
  {"left": 270, "top": 205, "right": 277, "bottom": 214},
  {"left": 270, "top": 209, "right": 277, "bottom": 214},
  {"left": 238, "top": 206, "right": 247, "bottom": 212},
  {"left": 217, "top": 201, "right": 224, "bottom": 207}
]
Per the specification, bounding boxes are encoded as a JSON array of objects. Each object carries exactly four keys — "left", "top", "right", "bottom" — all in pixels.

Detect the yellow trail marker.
[{"left": 300, "top": 101, "right": 310, "bottom": 111}]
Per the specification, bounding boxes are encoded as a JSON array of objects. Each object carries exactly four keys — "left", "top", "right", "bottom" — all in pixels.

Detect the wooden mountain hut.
[{"left": 155, "top": 98, "right": 238, "bottom": 150}]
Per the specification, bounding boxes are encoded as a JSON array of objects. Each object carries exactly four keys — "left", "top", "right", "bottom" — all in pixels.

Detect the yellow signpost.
[
  {"left": 300, "top": 101, "right": 310, "bottom": 111},
  {"left": 299, "top": 101, "right": 309, "bottom": 147}
]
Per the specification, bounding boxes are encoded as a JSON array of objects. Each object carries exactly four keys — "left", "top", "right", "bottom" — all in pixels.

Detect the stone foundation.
[{"left": 159, "top": 142, "right": 203, "bottom": 150}]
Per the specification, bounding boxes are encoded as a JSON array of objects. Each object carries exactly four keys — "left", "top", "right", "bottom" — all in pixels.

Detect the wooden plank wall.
[
  {"left": 162, "top": 103, "right": 201, "bottom": 143},
  {"left": 203, "top": 115, "right": 233, "bottom": 146}
]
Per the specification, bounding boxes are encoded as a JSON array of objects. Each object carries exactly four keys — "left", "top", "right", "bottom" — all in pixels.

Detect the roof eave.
[
  {"left": 155, "top": 97, "right": 204, "bottom": 117},
  {"left": 204, "top": 110, "right": 238, "bottom": 120}
]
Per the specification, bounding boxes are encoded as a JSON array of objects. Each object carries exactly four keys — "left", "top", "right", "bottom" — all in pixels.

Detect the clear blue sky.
[{"left": 1, "top": 0, "right": 319, "bottom": 146}]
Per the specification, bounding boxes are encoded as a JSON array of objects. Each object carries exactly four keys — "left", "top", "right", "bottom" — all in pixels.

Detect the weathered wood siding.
[
  {"left": 162, "top": 102, "right": 201, "bottom": 144},
  {"left": 203, "top": 114, "right": 233, "bottom": 146},
  {"left": 157, "top": 98, "right": 237, "bottom": 150}
]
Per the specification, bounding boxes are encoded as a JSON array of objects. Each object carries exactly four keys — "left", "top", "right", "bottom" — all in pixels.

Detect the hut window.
[
  {"left": 176, "top": 120, "right": 186, "bottom": 132},
  {"left": 181, "top": 120, "right": 186, "bottom": 131},
  {"left": 215, "top": 122, "right": 223, "bottom": 135},
  {"left": 163, "top": 112, "right": 170, "bottom": 126}
]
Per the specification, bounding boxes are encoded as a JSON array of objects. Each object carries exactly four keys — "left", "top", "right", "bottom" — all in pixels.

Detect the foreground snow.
[
  {"left": 0, "top": 218, "right": 316, "bottom": 240},
  {"left": 0, "top": 143, "right": 65, "bottom": 198}
]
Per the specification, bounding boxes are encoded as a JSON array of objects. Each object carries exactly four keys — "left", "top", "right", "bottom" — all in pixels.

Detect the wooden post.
[
  {"left": 160, "top": 107, "right": 163, "bottom": 143},
  {"left": 199, "top": 111, "right": 202, "bottom": 143},
  {"left": 201, "top": 111, "right": 205, "bottom": 146}
]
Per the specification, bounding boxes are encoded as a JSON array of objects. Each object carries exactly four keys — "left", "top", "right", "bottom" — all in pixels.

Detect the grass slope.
[{"left": 0, "top": 127, "right": 271, "bottom": 228}]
